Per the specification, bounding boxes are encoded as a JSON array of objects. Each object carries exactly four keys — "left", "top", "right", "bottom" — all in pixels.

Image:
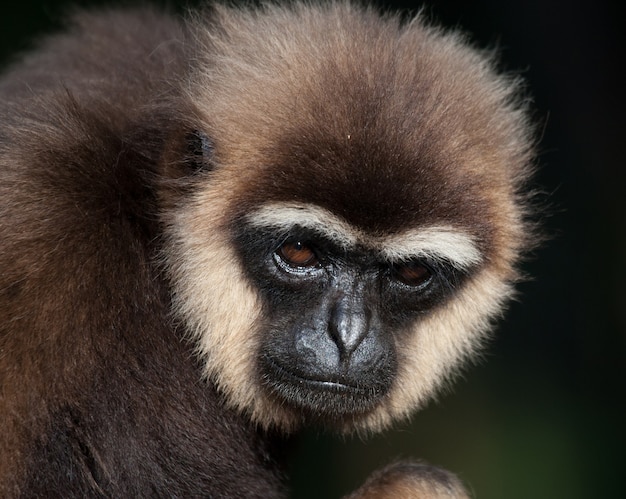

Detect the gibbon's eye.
[
  {"left": 392, "top": 261, "right": 432, "bottom": 287},
  {"left": 276, "top": 241, "right": 319, "bottom": 268}
]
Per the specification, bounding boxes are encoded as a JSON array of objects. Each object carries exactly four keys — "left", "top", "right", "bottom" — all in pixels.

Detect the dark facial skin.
[{"left": 233, "top": 223, "right": 466, "bottom": 422}]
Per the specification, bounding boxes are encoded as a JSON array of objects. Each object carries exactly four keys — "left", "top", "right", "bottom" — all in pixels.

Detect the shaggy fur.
[{"left": 0, "top": 2, "right": 535, "bottom": 497}]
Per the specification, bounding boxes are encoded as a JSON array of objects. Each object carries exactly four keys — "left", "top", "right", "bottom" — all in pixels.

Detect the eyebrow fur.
[{"left": 245, "top": 203, "right": 482, "bottom": 269}]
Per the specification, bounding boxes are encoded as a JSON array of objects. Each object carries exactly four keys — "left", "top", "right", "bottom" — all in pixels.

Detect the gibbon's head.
[{"left": 164, "top": 3, "right": 535, "bottom": 433}]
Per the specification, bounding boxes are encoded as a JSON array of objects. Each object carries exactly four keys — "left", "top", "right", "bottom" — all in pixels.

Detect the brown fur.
[{"left": 0, "top": 2, "right": 535, "bottom": 496}]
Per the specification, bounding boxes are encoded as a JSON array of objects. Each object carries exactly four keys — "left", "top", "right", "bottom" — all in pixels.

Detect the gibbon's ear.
[
  {"left": 184, "top": 129, "right": 216, "bottom": 174},
  {"left": 159, "top": 128, "right": 217, "bottom": 197}
]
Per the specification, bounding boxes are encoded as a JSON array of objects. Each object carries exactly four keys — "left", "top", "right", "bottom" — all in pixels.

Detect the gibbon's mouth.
[
  {"left": 268, "top": 358, "right": 366, "bottom": 393},
  {"left": 261, "top": 356, "right": 387, "bottom": 417}
]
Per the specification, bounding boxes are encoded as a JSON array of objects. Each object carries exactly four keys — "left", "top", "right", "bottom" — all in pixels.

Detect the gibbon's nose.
[{"left": 328, "top": 293, "right": 371, "bottom": 362}]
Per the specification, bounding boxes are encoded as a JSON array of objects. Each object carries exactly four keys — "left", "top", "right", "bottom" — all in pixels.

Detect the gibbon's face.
[
  {"left": 165, "top": 4, "right": 533, "bottom": 432},
  {"left": 233, "top": 202, "right": 479, "bottom": 421}
]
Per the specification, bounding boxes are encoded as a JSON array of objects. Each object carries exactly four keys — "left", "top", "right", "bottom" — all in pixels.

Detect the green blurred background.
[{"left": 1, "top": 1, "right": 623, "bottom": 498}]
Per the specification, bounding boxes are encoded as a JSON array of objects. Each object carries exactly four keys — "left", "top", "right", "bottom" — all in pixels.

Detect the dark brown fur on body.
[
  {"left": 0, "top": 3, "right": 534, "bottom": 497},
  {"left": 0, "top": 8, "right": 286, "bottom": 497}
]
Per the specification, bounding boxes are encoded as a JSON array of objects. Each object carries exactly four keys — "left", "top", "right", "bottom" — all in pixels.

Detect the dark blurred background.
[{"left": 1, "top": 1, "right": 623, "bottom": 498}]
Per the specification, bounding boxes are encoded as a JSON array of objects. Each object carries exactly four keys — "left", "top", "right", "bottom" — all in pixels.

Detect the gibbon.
[{"left": 0, "top": 2, "right": 535, "bottom": 497}]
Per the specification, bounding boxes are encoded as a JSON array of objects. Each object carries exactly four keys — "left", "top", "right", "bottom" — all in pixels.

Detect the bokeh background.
[{"left": 1, "top": 1, "right": 623, "bottom": 498}]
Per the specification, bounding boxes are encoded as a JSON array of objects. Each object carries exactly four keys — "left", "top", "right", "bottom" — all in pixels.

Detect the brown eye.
[
  {"left": 393, "top": 261, "right": 432, "bottom": 287},
  {"left": 277, "top": 241, "right": 319, "bottom": 268}
]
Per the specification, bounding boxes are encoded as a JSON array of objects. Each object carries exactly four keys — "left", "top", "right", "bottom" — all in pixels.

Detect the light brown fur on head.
[{"left": 164, "top": 2, "right": 535, "bottom": 432}]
